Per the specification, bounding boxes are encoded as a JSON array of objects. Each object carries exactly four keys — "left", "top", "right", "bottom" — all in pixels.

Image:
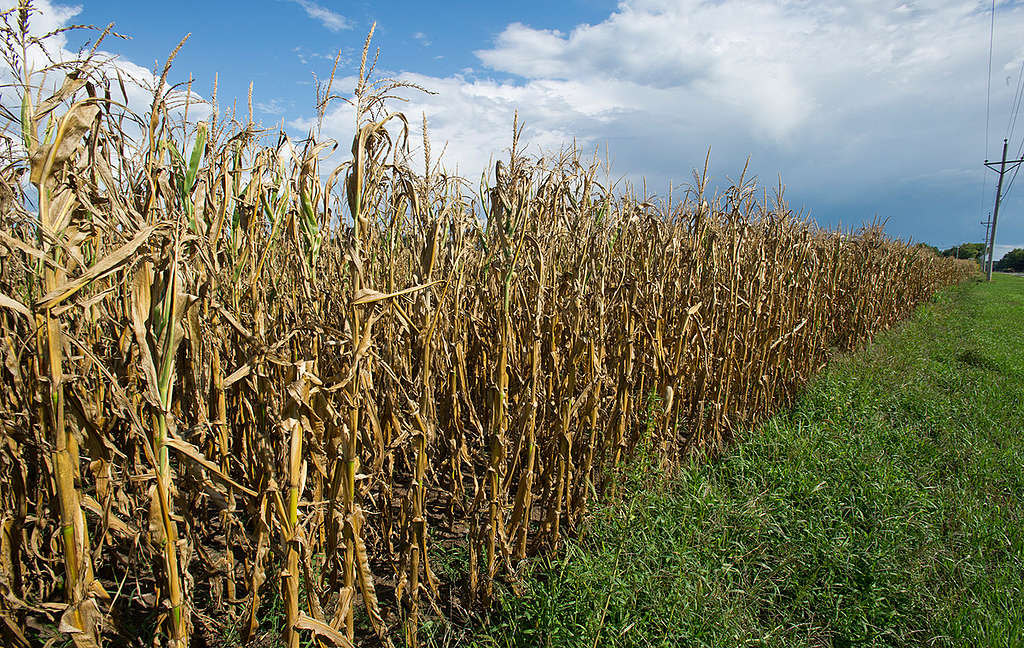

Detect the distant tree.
[
  {"left": 941, "top": 243, "right": 986, "bottom": 260},
  {"left": 915, "top": 243, "right": 941, "bottom": 256},
  {"left": 994, "top": 248, "right": 1024, "bottom": 272}
]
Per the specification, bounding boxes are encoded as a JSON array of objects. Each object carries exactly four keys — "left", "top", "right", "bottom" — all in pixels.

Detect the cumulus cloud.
[
  {"left": 291, "top": 72, "right": 629, "bottom": 184},
  {"left": 468, "top": 0, "right": 1016, "bottom": 165},
  {"left": 290, "top": 0, "right": 350, "bottom": 32},
  {"left": 11, "top": 0, "right": 1021, "bottom": 246},
  {"left": 304, "top": 0, "right": 1024, "bottom": 244},
  {"left": 1, "top": 0, "right": 211, "bottom": 157}
]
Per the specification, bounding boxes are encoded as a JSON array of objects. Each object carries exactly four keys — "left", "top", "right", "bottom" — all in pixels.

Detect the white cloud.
[
  {"left": 11, "top": 0, "right": 80, "bottom": 38},
  {"left": 1, "top": 0, "right": 211, "bottom": 152},
  {"left": 17, "top": 0, "right": 1019, "bottom": 247},
  {"left": 319, "top": 3, "right": 1012, "bottom": 172},
  {"left": 413, "top": 31, "right": 431, "bottom": 47},
  {"left": 469, "top": 0, "right": 1009, "bottom": 152},
  {"left": 290, "top": 0, "right": 351, "bottom": 32},
  {"left": 293, "top": 72, "right": 629, "bottom": 182},
  {"left": 994, "top": 243, "right": 1023, "bottom": 259},
  {"left": 299, "top": 0, "right": 1024, "bottom": 246},
  {"left": 256, "top": 97, "right": 289, "bottom": 115},
  {"left": 293, "top": 45, "right": 353, "bottom": 73}
]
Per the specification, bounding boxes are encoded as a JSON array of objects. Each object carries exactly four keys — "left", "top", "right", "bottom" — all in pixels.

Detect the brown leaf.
[
  {"left": 0, "top": 291, "right": 31, "bottom": 320},
  {"left": 351, "top": 279, "right": 442, "bottom": 305},
  {"left": 57, "top": 597, "right": 103, "bottom": 648},
  {"left": 165, "top": 436, "right": 257, "bottom": 497},
  {"left": 34, "top": 72, "right": 88, "bottom": 122},
  {"left": 29, "top": 103, "right": 100, "bottom": 186},
  {"left": 295, "top": 612, "right": 355, "bottom": 648},
  {"left": 37, "top": 224, "right": 160, "bottom": 310}
]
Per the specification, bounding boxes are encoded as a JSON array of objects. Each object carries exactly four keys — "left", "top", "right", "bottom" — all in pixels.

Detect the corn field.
[{"left": 0, "top": 8, "right": 976, "bottom": 648}]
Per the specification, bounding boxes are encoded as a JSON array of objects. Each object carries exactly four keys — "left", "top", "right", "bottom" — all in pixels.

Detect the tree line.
[{"left": 915, "top": 242, "right": 1024, "bottom": 273}]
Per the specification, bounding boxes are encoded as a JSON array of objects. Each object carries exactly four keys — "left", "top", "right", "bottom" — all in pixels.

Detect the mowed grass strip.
[{"left": 456, "top": 275, "right": 1024, "bottom": 648}]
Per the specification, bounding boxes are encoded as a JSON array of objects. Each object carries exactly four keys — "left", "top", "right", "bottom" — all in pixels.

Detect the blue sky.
[
  {"left": 72, "top": 1, "right": 618, "bottom": 117},
  {"left": 12, "top": 0, "right": 1024, "bottom": 255}
]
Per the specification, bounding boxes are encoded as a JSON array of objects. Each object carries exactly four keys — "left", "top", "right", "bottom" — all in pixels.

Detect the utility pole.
[{"left": 984, "top": 139, "right": 1024, "bottom": 280}]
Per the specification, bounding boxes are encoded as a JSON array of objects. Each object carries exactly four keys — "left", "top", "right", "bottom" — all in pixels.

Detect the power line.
[
  {"left": 999, "top": 133, "right": 1024, "bottom": 198},
  {"left": 979, "top": 0, "right": 996, "bottom": 233},
  {"left": 1005, "top": 57, "right": 1024, "bottom": 145},
  {"left": 1001, "top": 63, "right": 1024, "bottom": 201},
  {"left": 984, "top": 140, "right": 1024, "bottom": 280},
  {"left": 986, "top": 0, "right": 995, "bottom": 157}
]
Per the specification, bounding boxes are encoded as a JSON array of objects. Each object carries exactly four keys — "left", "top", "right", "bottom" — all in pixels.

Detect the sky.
[{"left": 7, "top": 0, "right": 1024, "bottom": 256}]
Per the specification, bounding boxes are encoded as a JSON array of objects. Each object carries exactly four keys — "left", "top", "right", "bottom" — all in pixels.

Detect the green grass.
[{"left": 445, "top": 274, "right": 1024, "bottom": 648}]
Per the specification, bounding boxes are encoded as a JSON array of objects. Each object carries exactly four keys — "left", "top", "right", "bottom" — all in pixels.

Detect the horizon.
[{"left": 6, "top": 0, "right": 1024, "bottom": 257}]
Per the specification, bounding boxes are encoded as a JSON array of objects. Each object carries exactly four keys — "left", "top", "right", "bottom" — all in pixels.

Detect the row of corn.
[{"left": 0, "top": 10, "right": 976, "bottom": 648}]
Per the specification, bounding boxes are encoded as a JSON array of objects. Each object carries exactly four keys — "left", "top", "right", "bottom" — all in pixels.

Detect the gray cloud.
[{"left": 355, "top": 0, "right": 1024, "bottom": 247}]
